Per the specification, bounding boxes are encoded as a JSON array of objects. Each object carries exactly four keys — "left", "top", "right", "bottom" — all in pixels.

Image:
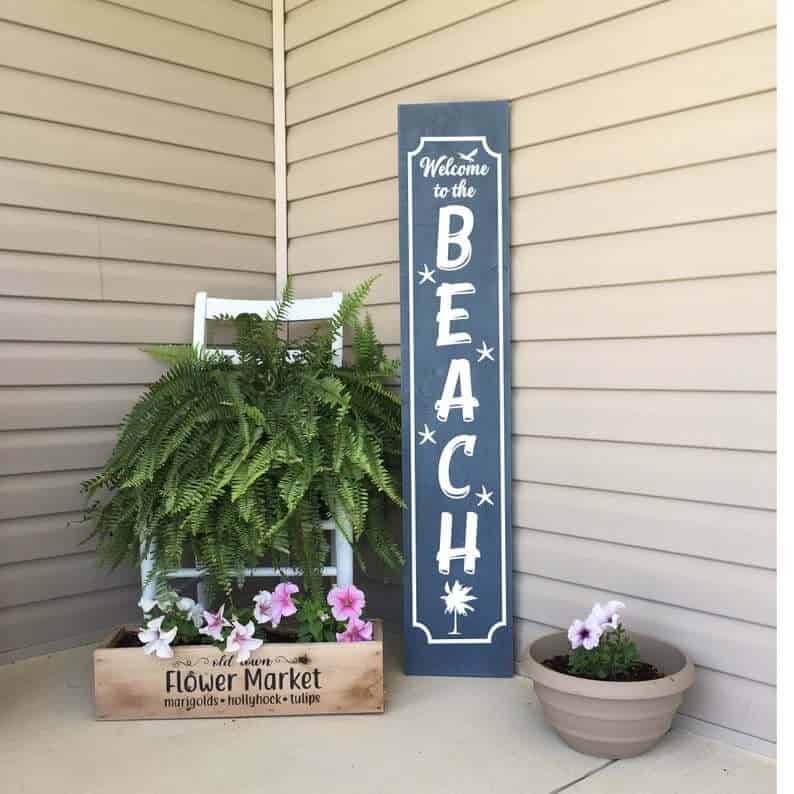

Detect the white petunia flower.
[
  {"left": 177, "top": 597, "right": 205, "bottom": 628},
  {"left": 138, "top": 596, "right": 158, "bottom": 614},
  {"left": 225, "top": 621, "right": 263, "bottom": 663},
  {"left": 138, "top": 616, "right": 178, "bottom": 659},
  {"left": 590, "top": 600, "right": 626, "bottom": 631},
  {"left": 568, "top": 615, "right": 604, "bottom": 650}
]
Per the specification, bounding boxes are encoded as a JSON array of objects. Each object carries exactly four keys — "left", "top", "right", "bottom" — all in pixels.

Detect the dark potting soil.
[
  {"left": 115, "top": 631, "right": 143, "bottom": 648},
  {"left": 113, "top": 630, "right": 215, "bottom": 649},
  {"left": 542, "top": 654, "right": 663, "bottom": 682},
  {"left": 112, "top": 629, "right": 302, "bottom": 649}
]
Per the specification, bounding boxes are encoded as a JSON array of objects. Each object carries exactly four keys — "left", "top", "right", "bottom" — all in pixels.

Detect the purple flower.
[
  {"left": 336, "top": 617, "right": 374, "bottom": 643},
  {"left": 198, "top": 604, "right": 231, "bottom": 641},
  {"left": 271, "top": 582, "right": 299, "bottom": 627},
  {"left": 326, "top": 584, "right": 366, "bottom": 622},
  {"left": 568, "top": 616, "right": 603, "bottom": 650},
  {"left": 253, "top": 590, "right": 273, "bottom": 625}
]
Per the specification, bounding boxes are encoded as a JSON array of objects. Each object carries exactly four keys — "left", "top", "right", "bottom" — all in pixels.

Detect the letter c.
[{"left": 438, "top": 435, "right": 477, "bottom": 499}]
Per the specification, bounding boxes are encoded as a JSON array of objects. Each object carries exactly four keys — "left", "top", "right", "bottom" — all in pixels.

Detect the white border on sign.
[{"left": 407, "top": 135, "right": 507, "bottom": 645}]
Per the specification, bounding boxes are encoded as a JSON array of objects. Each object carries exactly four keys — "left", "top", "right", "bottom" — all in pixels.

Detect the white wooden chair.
[{"left": 140, "top": 290, "right": 353, "bottom": 605}]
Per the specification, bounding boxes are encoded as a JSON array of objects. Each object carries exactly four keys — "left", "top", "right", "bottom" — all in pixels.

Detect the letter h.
[{"left": 436, "top": 512, "right": 480, "bottom": 575}]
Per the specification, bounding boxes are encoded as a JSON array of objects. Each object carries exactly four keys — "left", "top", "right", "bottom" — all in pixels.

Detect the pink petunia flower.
[
  {"left": 225, "top": 620, "right": 263, "bottom": 663},
  {"left": 270, "top": 582, "right": 299, "bottom": 627},
  {"left": 198, "top": 604, "right": 231, "bottom": 641},
  {"left": 327, "top": 584, "right": 366, "bottom": 622},
  {"left": 253, "top": 590, "right": 273, "bottom": 625},
  {"left": 568, "top": 616, "right": 603, "bottom": 651},
  {"left": 336, "top": 617, "right": 374, "bottom": 643}
]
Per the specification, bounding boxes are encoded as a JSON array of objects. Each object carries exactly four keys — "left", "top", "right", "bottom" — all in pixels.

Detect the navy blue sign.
[{"left": 399, "top": 101, "right": 512, "bottom": 677}]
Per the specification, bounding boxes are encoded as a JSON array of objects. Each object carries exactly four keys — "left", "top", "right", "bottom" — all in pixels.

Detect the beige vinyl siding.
[
  {"left": 284, "top": 0, "right": 777, "bottom": 745},
  {"left": 0, "top": 0, "right": 275, "bottom": 662}
]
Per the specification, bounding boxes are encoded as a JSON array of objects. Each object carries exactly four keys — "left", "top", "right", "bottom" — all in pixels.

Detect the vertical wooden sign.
[{"left": 399, "top": 101, "right": 512, "bottom": 677}]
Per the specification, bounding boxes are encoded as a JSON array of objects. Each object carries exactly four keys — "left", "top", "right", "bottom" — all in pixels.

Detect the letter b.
[{"left": 436, "top": 205, "right": 474, "bottom": 271}]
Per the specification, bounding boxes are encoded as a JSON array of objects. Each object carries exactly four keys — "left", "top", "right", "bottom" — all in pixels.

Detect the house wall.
[
  {"left": 0, "top": 0, "right": 276, "bottom": 661},
  {"left": 284, "top": 0, "right": 776, "bottom": 748}
]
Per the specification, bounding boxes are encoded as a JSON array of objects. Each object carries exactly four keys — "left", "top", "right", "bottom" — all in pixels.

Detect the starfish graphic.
[
  {"left": 418, "top": 424, "right": 436, "bottom": 445},
  {"left": 475, "top": 484, "right": 494, "bottom": 507},
  {"left": 417, "top": 264, "right": 436, "bottom": 285},
  {"left": 476, "top": 341, "right": 495, "bottom": 362}
]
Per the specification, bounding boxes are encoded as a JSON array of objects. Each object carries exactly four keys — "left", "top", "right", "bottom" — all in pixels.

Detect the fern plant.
[{"left": 83, "top": 278, "right": 403, "bottom": 603}]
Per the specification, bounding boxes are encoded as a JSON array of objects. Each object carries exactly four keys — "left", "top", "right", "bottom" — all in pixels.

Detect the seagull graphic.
[{"left": 457, "top": 147, "right": 478, "bottom": 162}]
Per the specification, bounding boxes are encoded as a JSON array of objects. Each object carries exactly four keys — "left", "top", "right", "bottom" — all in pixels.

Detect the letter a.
[
  {"left": 435, "top": 359, "right": 479, "bottom": 422},
  {"left": 436, "top": 205, "right": 474, "bottom": 271}
]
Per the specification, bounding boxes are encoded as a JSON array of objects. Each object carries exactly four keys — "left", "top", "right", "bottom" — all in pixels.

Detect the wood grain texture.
[
  {"left": 0, "top": 553, "right": 137, "bottom": 610},
  {"left": 107, "top": 0, "right": 273, "bottom": 47},
  {"left": 0, "top": 253, "right": 275, "bottom": 304},
  {"left": 0, "top": 343, "right": 169, "bottom": 386},
  {"left": 0, "top": 74, "right": 273, "bottom": 155},
  {"left": 0, "top": 298, "right": 194, "bottom": 344},
  {"left": 511, "top": 274, "right": 775, "bottom": 340},
  {"left": 513, "top": 389, "right": 776, "bottom": 451},
  {"left": 0, "top": 585, "right": 140, "bottom": 655},
  {"left": 0, "top": 470, "right": 97, "bottom": 520},
  {"left": 512, "top": 481, "right": 776, "bottom": 569},
  {"left": 510, "top": 335, "right": 776, "bottom": 391},
  {"left": 286, "top": 0, "right": 506, "bottom": 82},
  {"left": 287, "top": 0, "right": 402, "bottom": 50},
  {"left": 287, "top": 1, "right": 775, "bottom": 159},
  {"left": 0, "top": 114, "right": 276, "bottom": 197},
  {"left": 0, "top": 386, "right": 144, "bottom": 431},
  {"left": 513, "top": 436, "right": 775, "bottom": 510},
  {"left": 286, "top": 0, "right": 658, "bottom": 122},
  {"left": 0, "top": 0, "right": 272, "bottom": 85},
  {"left": 288, "top": 88, "right": 776, "bottom": 198},
  {"left": 0, "top": 512, "right": 94, "bottom": 565},
  {"left": 0, "top": 0, "right": 277, "bottom": 661},
  {"left": 288, "top": 153, "right": 774, "bottom": 238},
  {"left": 0, "top": 427, "right": 118, "bottom": 476},
  {"left": 0, "top": 25, "right": 273, "bottom": 123},
  {"left": 94, "top": 621, "right": 384, "bottom": 719},
  {"left": 0, "top": 160, "right": 275, "bottom": 236},
  {"left": 285, "top": 0, "right": 777, "bottom": 744},
  {"left": 513, "top": 528, "right": 775, "bottom": 626}
]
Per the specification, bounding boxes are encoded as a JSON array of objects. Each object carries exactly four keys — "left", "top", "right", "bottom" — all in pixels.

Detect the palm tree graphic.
[{"left": 441, "top": 580, "right": 477, "bottom": 635}]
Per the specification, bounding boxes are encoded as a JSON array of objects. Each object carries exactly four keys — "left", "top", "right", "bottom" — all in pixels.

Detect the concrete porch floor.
[{"left": 0, "top": 629, "right": 775, "bottom": 794}]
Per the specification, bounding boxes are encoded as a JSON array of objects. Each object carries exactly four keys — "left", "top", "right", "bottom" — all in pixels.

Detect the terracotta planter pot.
[{"left": 525, "top": 631, "right": 695, "bottom": 759}]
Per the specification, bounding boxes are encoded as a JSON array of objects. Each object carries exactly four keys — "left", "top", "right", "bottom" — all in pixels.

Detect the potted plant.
[
  {"left": 84, "top": 279, "right": 402, "bottom": 719},
  {"left": 524, "top": 601, "right": 695, "bottom": 758}
]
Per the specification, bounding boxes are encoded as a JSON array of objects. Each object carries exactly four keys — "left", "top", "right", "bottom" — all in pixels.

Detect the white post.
[
  {"left": 334, "top": 513, "right": 354, "bottom": 586},
  {"left": 330, "top": 294, "right": 350, "bottom": 584},
  {"left": 196, "top": 578, "right": 209, "bottom": 606},
  {"left": 140, "top": 541, "right": 157, "bottom": 605},
  {"left": 193, "top": 291, "right": 208, "bottom": 349},
  {"left": 331, "top": 291, "right": 344, "bottom": 367}
]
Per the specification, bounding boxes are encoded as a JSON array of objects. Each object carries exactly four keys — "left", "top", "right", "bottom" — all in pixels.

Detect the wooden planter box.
[{"left": 94, "top": 620, "right": 384, "bottom": 720}]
